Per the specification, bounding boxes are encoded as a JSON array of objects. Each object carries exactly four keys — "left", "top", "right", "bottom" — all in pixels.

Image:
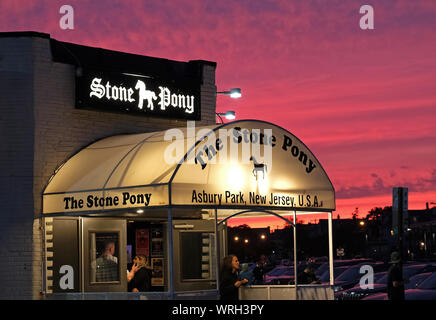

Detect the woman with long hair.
[
  {"left": 127, "top": 255, "right": 152, "bottom": 292},
  {"left": 219, "top": 255, "right": 248, "bottom": 300}
]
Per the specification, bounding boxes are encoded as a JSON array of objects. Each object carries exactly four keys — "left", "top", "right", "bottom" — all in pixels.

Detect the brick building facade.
[{"left": 0, "top": 32, "right": 217, "bottom": 299}]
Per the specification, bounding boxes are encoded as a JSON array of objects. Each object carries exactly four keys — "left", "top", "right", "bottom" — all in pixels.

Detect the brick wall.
[{"left": 0, "top": 34, "right": 217, "bottom": 299}]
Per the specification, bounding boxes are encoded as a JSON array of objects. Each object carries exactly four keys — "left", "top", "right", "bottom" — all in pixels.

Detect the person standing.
[
  {"left": 95, "top": 241, "right": 118, "bottom": 282},
  {"left": 219, "top": 255, "right": 248, "bottom": 300},
  {"left": 298, "top": 264, "right": 319, "bottom": 284},
  {"left": 387, "top": 251, "right": 405, "bottom": 300},
  {"left": 127, "top": 255, "right": 152, "bottom": 292},
  {"left": 253, "top": 256, "right": 266, "bottom": 284}
]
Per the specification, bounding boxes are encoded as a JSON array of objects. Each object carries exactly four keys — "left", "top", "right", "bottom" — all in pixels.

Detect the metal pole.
[
  {"left": 293, "top": 211, "right": 298, "bottom": 289},
  {"left": 328, "top": 212, "right": 334, "bottom": 286},
  {"left": 167, "top": 208, "right": 174, "bottom": 299},
  {"left": 398, "top": 189, "right": 404, "bottom": 260},
  {"left": 215, "top": 208, "right": 220, "bottom": 294}
]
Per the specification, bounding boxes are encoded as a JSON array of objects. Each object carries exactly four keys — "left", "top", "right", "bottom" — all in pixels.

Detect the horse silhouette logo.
[
  {"left": 249, "top": 156, "right": 267, "bottom": 180},
  {"left": 135, "top": 80, "right": 157, "bottom": 110}
]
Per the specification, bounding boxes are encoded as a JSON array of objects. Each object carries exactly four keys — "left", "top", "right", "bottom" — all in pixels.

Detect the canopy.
[{"left": 42, "top": 120, "right": 335, "bottom": 214}]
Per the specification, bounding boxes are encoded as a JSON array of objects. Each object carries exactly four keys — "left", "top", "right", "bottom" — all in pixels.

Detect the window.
[
  {"left": 180, "top": 232, "right": 216, "bottom": 281},
  {"left": 89, "top": 232, "right": 120, "bottom": 283}
]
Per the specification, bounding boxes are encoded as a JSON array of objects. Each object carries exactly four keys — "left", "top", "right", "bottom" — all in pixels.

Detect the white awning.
[{"left": 43, "top": 120, "right": 335, "bottom": 214}]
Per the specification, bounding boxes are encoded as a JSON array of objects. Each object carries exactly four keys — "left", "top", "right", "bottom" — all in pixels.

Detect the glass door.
[{"left": 82, "top": 218, "right": 127, "bottom": 292}]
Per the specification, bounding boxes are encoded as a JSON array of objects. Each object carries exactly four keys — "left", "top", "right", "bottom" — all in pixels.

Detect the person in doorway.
[
  {"left": 219, "top": 255, "right": 248, "bottom": 300},
  {"left": 387, "top": 251, "right": 405, "bottom": 300},
  {"left": 298, "top": 264, "right": 319, "bottom": 284},
  {"left": 127, "top": 255, "right": 153, "bottom": 292},
  {"left": 95, "top": 241, "right": 119, "bottom": 282}
]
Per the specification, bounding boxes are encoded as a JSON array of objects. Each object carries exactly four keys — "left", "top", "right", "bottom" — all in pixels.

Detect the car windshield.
[
  {"left": 336, "top": 264, "right": 372, "bottom": 282},
  {"left": 315, "top": 263, "right": 328, "bottom": 275},
  {"left": 266, "top": 268, "right": 282, "bottom": 276},
  {"left": 403, "top": 265, "right": 426, "bottom": 278},
  {"left": 267, "top": 267, "right": 292, "bottom": 276},
  {"left": 373, "top": 272, "right": 387, "bottom": 284},
  {"left": 281, "top": 268, "right": 293, "bottom": 276},
  {"left": 377, "top": 265, "right": 425, "bottom": 284},
  {"left": 319, "top": 267, "right": 348, "bottom": 282},
  {"left": 406, "top": 273, "right": 432, "bottom": 290},
  {"left": 417, "top": 272, "right": 436, "bottom": 290}
]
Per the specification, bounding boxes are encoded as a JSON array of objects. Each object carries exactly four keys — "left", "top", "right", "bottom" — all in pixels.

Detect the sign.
[
  {"left": 135, "top": 229, "right": 149, "bottom": 256},
  {"left": 76, "top": 70, "right": 201, "bottom": 120},
  {"left": 171, "top": 123, "right": 335, "bottom": 211},
  {"left": 43, "top": 185, "right": 168, "bottom": 214},
  {"left": 151, "top": 258, "right": 164, "bottom": 286},
  {"left": 189, "top": 189, "right": 326, "bottom": 209}
]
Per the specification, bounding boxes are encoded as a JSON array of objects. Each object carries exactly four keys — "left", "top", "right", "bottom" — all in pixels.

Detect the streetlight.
[
  {"left": 260, "top": 234, "right": 266, "bottom": 240},
  {"left": 217, "top": 88, "right": 242, "bottom": 99},
  {"left": 244, "top": 239, "right": 249, "bottom": 244},
  {"left": 234, "top": 236, "right": 239, "bottom": 242},
  {"left": 216, "top": 111, "right": 236, "bottom": 123}
]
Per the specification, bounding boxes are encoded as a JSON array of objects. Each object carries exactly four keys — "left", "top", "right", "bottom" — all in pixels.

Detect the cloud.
[{"left": 336, "top": 169, "right": 436, "bottom": 199}]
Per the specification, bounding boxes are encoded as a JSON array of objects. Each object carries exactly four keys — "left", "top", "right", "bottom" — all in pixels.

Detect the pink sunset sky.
[{"left": 1, "top": 0, "right": 435, "bottom": 228}]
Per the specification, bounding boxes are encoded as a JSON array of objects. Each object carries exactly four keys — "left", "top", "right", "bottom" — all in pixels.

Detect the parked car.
[
  {"left": 332, "top": 262, "right": 388, "bottom": 292},
  {"left": 315, "top": 259, "right": 374, "bottom": 277},
  {"left": 363, "top": 270, "right": 436, "bottom": 300},
  {"left": 336, "top": 263, "right": 436, "bottom": 300},
  {"left": 264, "top": 266, "right": 295, "bottom": 285},
  {"left": 406, "top": 272, "right": 433, "bottom": 290},
  {"left": 280, "top": 259, "right": 291, "bottom": 266},
  {"left": 318, "top": 266, "right": 350, "bottom": 284},
  {"left": 404, "top": 271, "right": 436, "bottom": 300}
]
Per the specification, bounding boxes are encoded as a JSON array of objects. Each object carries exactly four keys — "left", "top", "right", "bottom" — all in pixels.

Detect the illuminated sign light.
[{"left": 76, "top": 70, "right": 200, "bottom": 120}]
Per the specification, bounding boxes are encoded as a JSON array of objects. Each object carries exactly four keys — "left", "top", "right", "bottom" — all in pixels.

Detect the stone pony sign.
[{"left": 76, "top": 69, "right": 200, "bottom": 120}]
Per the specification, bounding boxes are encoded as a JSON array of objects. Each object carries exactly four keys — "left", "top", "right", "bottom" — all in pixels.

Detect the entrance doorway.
[
  {"left": 126, "top": 220, "right": 165, "bottom": 292},
  {"left": 44, "top": 216, "right": 219, "bottom": 297}
]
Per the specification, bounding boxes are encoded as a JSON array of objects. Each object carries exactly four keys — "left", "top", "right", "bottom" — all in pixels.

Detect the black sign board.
[{"left": 76, "top": 70, "right": 201, "bottom": 120}]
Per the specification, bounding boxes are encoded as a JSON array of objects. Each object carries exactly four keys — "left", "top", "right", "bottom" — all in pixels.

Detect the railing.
[
  {"left": 44, "top": 286, "right": 333, "bottom": 300},
  {"left": 239, "top": 285, "right": 334, "bottom": 300},
  {"left": 44, "top": 290, "right": 219, "bottom": 300}
]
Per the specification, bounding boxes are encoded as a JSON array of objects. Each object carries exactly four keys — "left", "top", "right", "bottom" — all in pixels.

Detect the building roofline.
[
  {"left": 0, "top": 31, "right": 50, "bottom": 39},
  {"left": 0, "top": 31, "right": 217, "bottom": 69}
]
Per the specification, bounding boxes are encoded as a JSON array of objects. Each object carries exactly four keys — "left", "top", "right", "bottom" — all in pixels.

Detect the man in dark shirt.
[
  {"left": 253, "top": 262, "right": 265, "bottom": 285},
  {"left": 387, "top": 251, "right": 405, "bottom": 300},
  {"left": 298, "top": 265, "right": 319, "bottom": 284}
]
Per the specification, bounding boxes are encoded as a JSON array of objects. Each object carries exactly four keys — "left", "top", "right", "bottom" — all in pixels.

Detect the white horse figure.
[
  {"left": 135, "top": 80, "right": 157, "bottom": 110},
  {"left": 249, "top": 156, "right": 267, "bottom": 180}
]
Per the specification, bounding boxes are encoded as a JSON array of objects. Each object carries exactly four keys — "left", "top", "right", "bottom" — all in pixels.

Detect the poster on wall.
[
  {"left": 136, "top": 229, "right": 149, "bottom": 256},
  {"left": 151, "top": 258, "right": 164, "bottom": 286},
  {"left": 151, "top": 228, "right": 163, "bottom": 256}
]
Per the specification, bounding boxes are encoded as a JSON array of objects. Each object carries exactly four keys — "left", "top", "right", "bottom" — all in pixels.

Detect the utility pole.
[{"left": 393, "top": 187, "right": 408, "bottom": 262}]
